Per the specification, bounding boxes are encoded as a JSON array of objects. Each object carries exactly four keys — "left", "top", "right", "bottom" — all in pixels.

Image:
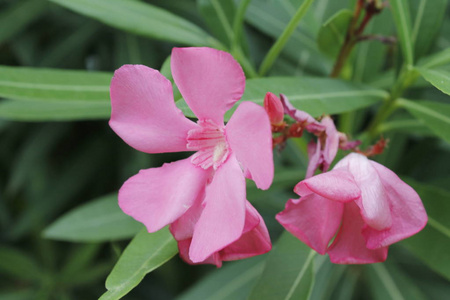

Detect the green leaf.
[
  {"left": 99, "top": 227, "right": 178, "bottom": 300},
  {"left": 245, "top": 0, "right": 331, "bottom": 75},
  {"left": 177, "top": 77, "right": 387, "bottom": 120},
  {"left": 0, "top": 247, "right": 41, "bottom": 281},
  {"left": 0, "top": 0, "right": 47, "bottom": 45},
  {"left": 309, "top": 261, "right": 347, "bottom": 300},
  {"left": 317, "top": 9, "right": 352, "bottom": 59},
  {"left": 50, "top": 0, "right": 218, "bottom": 47},
  {"left": 399, "top": 99, "right": 450, "bottom": 143},
  {"left": 248, "top": 232, "right": 315, "bottom": 300},
  {"left": 418, "top": 48, "right": 450, "bottom": 69},
  {"left": 366, "top": 263, "right": 427, "bottom": 300},
  {"left": 258, "top": 0, "right": 317, "bottom": 76},
  {"left": 401, "top": 179, "right": 450, "bottom": 281},
  {"left": 177, "top": 255, "right": 266, "bottom": 300},
  {"left": 0, "top": 99, "right": 110, "bottom": 121},
  {"left": 410, "top": 0, "right": 448, "bottom": 60},
  {"left": 416, "top": 67, "right": 450, "bottom": 96},
  {"left": 198, "top": 0, "right": 235, "bottom": 47},
  {"left": 0, "top": 65, "right": 111, "bottom": 102},
  {"left": 43, "top": 194, "right": 141, "bottom": 242},
  {"left": 390, "top": 0, "right": 414, "bottom": 65}
]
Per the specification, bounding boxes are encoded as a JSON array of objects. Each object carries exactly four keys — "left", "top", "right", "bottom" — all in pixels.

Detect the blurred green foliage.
[{"left": 1, "top": 0, "right": 450, "bottom": 299}]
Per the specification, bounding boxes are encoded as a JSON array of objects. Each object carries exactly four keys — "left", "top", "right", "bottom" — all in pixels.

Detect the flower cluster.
[{"left": 110, "top": 46, "right": 427, "bottom": 266}]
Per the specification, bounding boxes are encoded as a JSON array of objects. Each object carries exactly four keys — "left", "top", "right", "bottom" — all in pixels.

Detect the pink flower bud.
[{"left": 264, "top": 92, "right": 284, "bottom": 126}]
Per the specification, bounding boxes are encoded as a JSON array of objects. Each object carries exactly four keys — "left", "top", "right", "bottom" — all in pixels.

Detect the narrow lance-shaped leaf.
[
  {"left": 0, "top": 0, "right": 47, "bottom": 44},
  {"left": 317, "top": 9, "right": 353, "bottom": 59},
  {"left": 258, "top": 0, "right": 316, "bottom": 76},
  {"left": 366, "top": 263, "right": 427, "bottom": 300},
  {"left": 401, "top": 179, "right": 450, "bottom": 281},
  {"left": 99, "top": 227, "right": 178, "bottom": 300},
  {"left": 0, "top": 65, "right": 111, "bottom": 102},
  {"left": 418, "top": 48, "right": 450, "bottom": 69},
  {"left": 177, "top": 77, "right": 388, "bottom": 120},
  {"left": 245, "top": 0, "right": 331, "bottom": 75},
  {"left": 390, "top": 0, "right": 414, "bottom": 65},
  {"left": 416, "top": 67, "right": 450, "bottom": 96},
  {"left": 0, "top": 99, "right": 110, "bottom": 122},
  {"left": 248, "top": 232, "right": 316, "bottom": 300},
  {"left": 177, "top": 256, "right": 266, "bottom": 300},
  {"left": 410, "top": 0, "right": 448, "bottom": 60},
  {"left": 399, "top": 98, "right": 450, "bottom": 143},
  {"left": 197, "top": 0, "right": 235, "bottom": 47},
  {"left": 50, "top": 0, "right": 219, "bottom": 47},
  {"left": 43, "top": 194, "right": 142, "bottom": 242}
]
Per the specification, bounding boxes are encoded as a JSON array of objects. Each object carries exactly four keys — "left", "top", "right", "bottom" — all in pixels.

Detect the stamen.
[{"left": 187, "top": 120, "right": 229, "bottom": 170}]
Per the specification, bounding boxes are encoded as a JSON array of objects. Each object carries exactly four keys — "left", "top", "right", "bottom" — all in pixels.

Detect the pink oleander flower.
[
  {"left": 110, "top": 47, "right": 274, "bottom": 266},
  {"left": 276, "top": 153, "right": 427, "bottom": 264}
]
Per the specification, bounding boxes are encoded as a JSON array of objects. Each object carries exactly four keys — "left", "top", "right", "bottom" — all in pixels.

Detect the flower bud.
[{"left": 264, "top": 92, "right": 284, "bottom": 126}]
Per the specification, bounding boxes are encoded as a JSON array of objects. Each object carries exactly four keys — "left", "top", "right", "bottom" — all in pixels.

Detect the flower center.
[{"left": 186, "top": 120, "right": 229, "bottom": 170}]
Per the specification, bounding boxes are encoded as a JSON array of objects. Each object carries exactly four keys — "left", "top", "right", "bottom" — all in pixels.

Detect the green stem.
[{"left": 258, "top": 0, "right": 316, "bottom": 76}]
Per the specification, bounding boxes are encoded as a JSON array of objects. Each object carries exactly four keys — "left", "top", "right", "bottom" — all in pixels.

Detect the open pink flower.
[
  {"left": 110, "top": 47, "right": 274, "bottom": 266},
  {"left": 276, "top": 153, "right": 427, "bottom": 264}
]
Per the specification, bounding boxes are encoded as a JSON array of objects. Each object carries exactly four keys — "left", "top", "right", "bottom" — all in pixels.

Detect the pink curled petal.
[
  {"left": 328, "top": 202, "right": 389, "bottom": 264},
  {"left": 176, "top": 239, "right": 222, "bottom": 267},
  {"left": 110, "top": 65, "right": 198, "bottom": 153},
  {"left": 362, "top": 161, "right": 428, "bottom": 249},
  {"left": 226, "top": 101, "right": 274, "bottom": 190},
  {"left": 294, "top": 169, "right": 361, "bottom": 202},
  {"left": 276, "top": 194, "right": 343, "bottom": 255},
  {"left": 171, "top": 47, "right": 245, "bottom": 124},
  {"left": 280, "top": 94, "right": 318, "bottom": 125},
  {"left": 321, "top": 116, "right": 340, "bottom": 171},
  {"left": 306, "top": 140, "right": 321, "bottom": 179},
  {"left": 220, "top": 201, "right": 272, "bottom": 261},
  {"left": 189, "top": 156, "right": 246, "bottom": 263},
  {"left": 346, "top": 153, "right": 392, "bottom": 230},
  {"left": 119, "top": 158, "right": 210, "bottom": 233}
]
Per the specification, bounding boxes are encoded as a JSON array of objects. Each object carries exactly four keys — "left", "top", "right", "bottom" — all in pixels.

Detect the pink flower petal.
[
  {"left": 328, "top": 202, "right": 388, "bottom": 264},
  {"left": 276, "top": 194, "right": 343, "bottom": 255},
  {"left": 169, "top": 196, "right": 204, "bottom": 242},
  {"left": 294, "top": 169, "right": 361, "bottom": 202},
  {"left": 280, "top": 94, "right": 318, "bottom": 126},
  {"left": 110, "top": 65, "right": 198, "bottom": 153},
  {"left": 171, "top": 47, "right": 245, "bottom": 125},
  {"left": 362, "top": 161, "right": 428, "bottom": 249},
  {"left": 119, "top": 158, "right": 210, "bottom": 232},
  {"left": 321, "top": 116, "right": 340, "bottom": 171},
  {"left": 220, "top": 201, "right": 272, "bottom": 261},
  {"left": 176, "top": 239, "right": 222, "bottom": 267},
  {"left": 346, "top": 153, "right": 393, "bottom": 231},
  {"left": 306, "top": 139, "right": 321, "bottom": 178},
  {"left": 226, "top": 101, "right": 274, "bottom": 190},
  {"left": 189, "top": 156, "right": 246, "bottom": 263}
]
